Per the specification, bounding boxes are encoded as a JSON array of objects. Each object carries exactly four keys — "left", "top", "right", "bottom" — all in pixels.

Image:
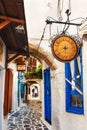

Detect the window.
[{"left": 65, "top": 50, "right": 84, "bottom": 114}]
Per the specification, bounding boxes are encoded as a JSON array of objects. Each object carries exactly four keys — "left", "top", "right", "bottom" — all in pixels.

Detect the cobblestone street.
[{"left": 7, "top": 101, "right": 49, "bottom": 130}]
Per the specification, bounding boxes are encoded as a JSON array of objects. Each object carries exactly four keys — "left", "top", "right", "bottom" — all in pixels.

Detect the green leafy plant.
[
  {"left": 35, "top": 64, "right": 42, "bottom": 79},
  {"left": 24, "top": 64, "right": 42, "bottom": 79}
]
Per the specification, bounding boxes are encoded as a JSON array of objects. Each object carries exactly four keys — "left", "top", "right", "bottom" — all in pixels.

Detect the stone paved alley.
[{"left": 7, "top": 101, "right": 49, "bottom": 130}]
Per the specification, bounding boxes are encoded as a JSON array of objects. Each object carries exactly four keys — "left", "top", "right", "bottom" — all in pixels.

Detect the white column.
[
  {"left": 0, "top": 69, "right": 6, "bottom": 130},
  {"left": 82, "top": 41, "right": 87, "bottom": 116}
]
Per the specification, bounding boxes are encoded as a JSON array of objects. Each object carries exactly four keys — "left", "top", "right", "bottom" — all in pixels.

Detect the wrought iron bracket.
[{"left": 46, "top": 19, "right": 82, "bottom": 26}]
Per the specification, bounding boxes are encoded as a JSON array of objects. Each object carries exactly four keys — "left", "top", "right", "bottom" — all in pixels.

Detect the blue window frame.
[{"left": 65, "top": 50, "right": 84, "bottom": 114}]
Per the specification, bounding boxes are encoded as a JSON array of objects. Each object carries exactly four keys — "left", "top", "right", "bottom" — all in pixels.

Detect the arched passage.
[
  {"left": 29, "top": 43, "right": 57, "bottom": 70},
  {"left": 13, "top": 43, "right": 57, "bottom": 71},
  {"left": 26, "top": 79, "right": 42, "bottom": 101}
]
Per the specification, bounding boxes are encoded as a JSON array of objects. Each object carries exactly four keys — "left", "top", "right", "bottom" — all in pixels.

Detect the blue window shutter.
[
  {"left": 65, "top": 62, "right": 72, "bottom": 92},
  {"left": 74, "top": 58, "right": 81, "bottom": 89},
  {"left": 65, "top": 62, "right": 72, "bottom": 110},
  {"left": 65, "top": 51, "right": 84, "bottom": 114}
]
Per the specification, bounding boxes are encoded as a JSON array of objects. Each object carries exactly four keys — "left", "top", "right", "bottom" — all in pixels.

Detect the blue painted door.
[{"left": 44, "top": 67, "right": 51, "bottom": 124}]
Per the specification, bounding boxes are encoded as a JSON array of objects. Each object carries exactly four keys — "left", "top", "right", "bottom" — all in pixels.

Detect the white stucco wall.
[
  {"left": 0, "top": 37, "right": 6, "bottom": 69},
  {"left": 51, "top": 58, "right": 87, "bottom": 130},
  {"left": 83, "top": 41, "right": 87, "bottom": 116},
  {"left": 24, "top": 0, "right": 87, "bottom": 130},
  {"left": 0, "top": 69, "right": 6, "bottom": 130},
  {"left": 51, "top": 61, "right": 65, "bottom": 130},
  {"left": 0, "top": 37, "right": 6, "bottom": 130},
  {"left": 8, "top": 63, "right": 18, "bottom": 111},
  {"left": 42, "top": 53, "right": 87, "bottom": 130}
]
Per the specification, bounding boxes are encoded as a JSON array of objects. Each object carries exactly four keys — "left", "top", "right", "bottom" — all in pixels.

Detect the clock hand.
[{"left": 63, "top": 46, "right": 68, "bottom": 50}]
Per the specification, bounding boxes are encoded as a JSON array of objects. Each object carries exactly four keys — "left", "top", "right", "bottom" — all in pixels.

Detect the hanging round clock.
[{"left": 51, "top": 34, "right": 78, "bottom": 62}]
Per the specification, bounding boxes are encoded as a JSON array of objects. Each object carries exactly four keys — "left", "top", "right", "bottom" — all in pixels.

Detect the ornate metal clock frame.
[{"left": 51, "top": 34, "right": 82, "bottom": 62}]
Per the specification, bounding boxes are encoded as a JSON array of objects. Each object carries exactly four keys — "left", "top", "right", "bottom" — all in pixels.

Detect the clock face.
[{"left": 51, "top": 35, "right": 78, "bottom": 62}]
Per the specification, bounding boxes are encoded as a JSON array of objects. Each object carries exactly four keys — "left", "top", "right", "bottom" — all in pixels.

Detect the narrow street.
[{"left": 7, "top": 101, "right": 49, "bottom": 130}]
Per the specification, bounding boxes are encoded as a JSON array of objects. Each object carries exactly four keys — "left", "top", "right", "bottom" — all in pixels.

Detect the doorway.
[{"left": 44, "top": 67, "right": 52, "bottom": 124}]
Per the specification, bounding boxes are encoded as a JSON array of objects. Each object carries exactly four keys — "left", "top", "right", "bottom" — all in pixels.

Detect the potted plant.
[
  {"left": 24, "top": 64, "right": 42, "bottom": 79},
  {"left": 24, "top": 72, "right": 33, "bottom": 79},
  {"left": 35, "top": 64, "right": 42, "bottom": 79}
]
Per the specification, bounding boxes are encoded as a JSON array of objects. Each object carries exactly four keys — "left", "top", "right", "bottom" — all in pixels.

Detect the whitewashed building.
[
  {"left": 1, "top": 0, "right": 87, "bottom": 130},
  {"left": 23, "top": 0, "right": 87, "bottom": 130}
]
